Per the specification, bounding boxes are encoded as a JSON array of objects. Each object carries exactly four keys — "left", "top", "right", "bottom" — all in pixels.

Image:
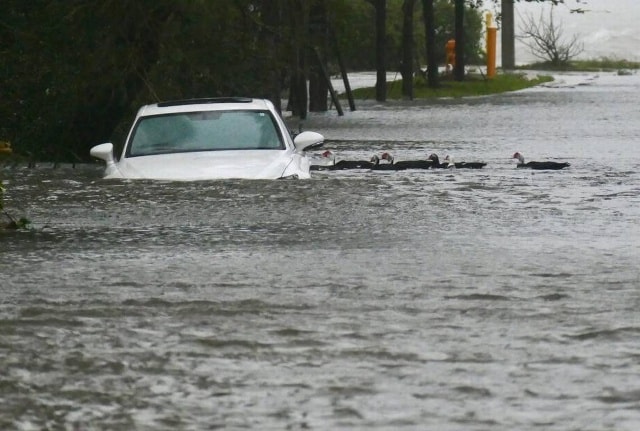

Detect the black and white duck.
[
  {"left": 379, "top": 152, "right": 432, "bottom": 170},
  {"left": 310, "top": 150, "right": 375, "bottom": 170},
  {"left": 427, "top": 153, "right": 454, "bottom": 169},
  {"left": 443, "top": 155, "right": 487, "bottom": 169},
  {"left": 512, "top": 152, "right": 570, "bottom": 170}
]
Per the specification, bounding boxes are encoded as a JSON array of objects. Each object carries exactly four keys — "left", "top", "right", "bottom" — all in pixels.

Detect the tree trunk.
[
  {"left": 263, "top": 1, "right": 284, "bottom": 113},
  {"left": 453, "top": 0, "right": 465, "bottom": 81},
  {"left": 294, "top": 51, "right": 308, "bottom": 119},
  {"left": 374, "top": 0, "right": 387, "bottom": 102},
  {"left": 287, "top": 0, "right": 309, "bottom": 119},
  {"left": 421, "top": 0, "right": 438, "bottom": 88},
  {"left": 309, "top": 0, "right": 328, "bottom": 112},
  {"left": 401, "top": 0, "right": 416, "bottom": 99},
  {"left": 330, "top": 25, "right": 356, "bottom": 111},
  {"left": 501, "top": 0, "right": 516, "bottom": 69}
]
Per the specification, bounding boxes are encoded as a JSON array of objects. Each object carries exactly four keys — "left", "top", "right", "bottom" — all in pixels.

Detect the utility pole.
[{"left": 501, "top": 0, "right": 515, "bottom": 69}]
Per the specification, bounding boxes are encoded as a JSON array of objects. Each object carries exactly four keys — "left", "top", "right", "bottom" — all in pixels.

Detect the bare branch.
[{"left": 518, "top": 6, "right": 584, "bottom": 66}]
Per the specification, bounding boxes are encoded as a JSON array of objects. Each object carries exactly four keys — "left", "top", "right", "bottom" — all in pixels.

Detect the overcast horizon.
[{"left": 499, "top": 0, "right": 640, "bottom": 64}]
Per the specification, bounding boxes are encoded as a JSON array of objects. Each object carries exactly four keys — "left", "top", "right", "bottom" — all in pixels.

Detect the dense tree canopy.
[{"left": 0, "top": 0, "right": 495, "bottom": 162}]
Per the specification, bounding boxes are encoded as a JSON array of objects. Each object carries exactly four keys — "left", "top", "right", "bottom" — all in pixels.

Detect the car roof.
[{"left": 137, "top": 97, "right": 273, "bottom": 116}]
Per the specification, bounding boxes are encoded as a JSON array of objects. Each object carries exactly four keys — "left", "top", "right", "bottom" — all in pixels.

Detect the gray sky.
[{"left": 501, "top": 0, "right": 640, "bottom": 64}]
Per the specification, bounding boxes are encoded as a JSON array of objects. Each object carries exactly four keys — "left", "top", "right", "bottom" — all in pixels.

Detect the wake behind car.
[{"left": 90, "top": 97, "right": 324, "bottom": 180}]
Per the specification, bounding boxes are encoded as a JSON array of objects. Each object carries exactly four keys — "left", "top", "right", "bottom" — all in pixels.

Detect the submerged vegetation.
[
  {"left": 521, "top": 57, "right": 640, "bottom": 73},
  {"left": 349, "top": 72, "right": 554, "bottom": 100},
  {"left": 351, "top": 55, "right": 639, "bottom": 101},
  {"left": 0, "top": 142, "right": 30, "bottom": 230},
  {"left": 0, "top": 180, "right": 30, "bottom": 231}
]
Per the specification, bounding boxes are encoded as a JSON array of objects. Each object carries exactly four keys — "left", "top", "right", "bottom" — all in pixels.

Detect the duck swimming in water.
[
  {"left": 512, "top": 152, "right": 570, "bottom": 170},
  {"left": 380, "top": 152, "right": 432, "bottom": 170},
  {"left": 427, "top": 153, "right": 454, "bottom": 169},
  {"left": 310, "top": 150, "right": 375, "bottom": 170},
  {"left": 443, "top": 155, "right": 487, "bottom": 169},
  {"left": 370, "top": 153, "right": 400, "bottom": 170}
]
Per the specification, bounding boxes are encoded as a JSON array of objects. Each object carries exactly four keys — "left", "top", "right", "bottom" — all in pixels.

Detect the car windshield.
[{"left": 126, "top": 109, "right": 285, "bottom": 156}]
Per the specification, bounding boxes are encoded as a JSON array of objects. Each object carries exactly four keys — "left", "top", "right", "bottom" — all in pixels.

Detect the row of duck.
[{"left": 310, "top": 151, "right": 571, "bottom": 171}]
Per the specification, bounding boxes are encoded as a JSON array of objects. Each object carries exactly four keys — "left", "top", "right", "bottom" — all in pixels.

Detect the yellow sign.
[{"left": 0, "top": 141, "right": 12, "bottom": 154}]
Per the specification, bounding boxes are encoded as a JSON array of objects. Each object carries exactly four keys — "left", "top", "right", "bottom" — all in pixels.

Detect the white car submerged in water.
[{"left": 90, "top": 97, "right": 324, "bottom": 180}]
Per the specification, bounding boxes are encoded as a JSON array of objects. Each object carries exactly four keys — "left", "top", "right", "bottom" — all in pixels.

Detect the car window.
[
  {"left": 127, "top": 115, "right": 194, "bottom": 156},
  {"left": 127, "top": 110, "right": 284, "bottom": 156}
]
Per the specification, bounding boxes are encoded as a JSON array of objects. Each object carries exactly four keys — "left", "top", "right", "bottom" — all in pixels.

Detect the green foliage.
[
  {"left": 3, "top": 0, "right": 290, "bottom": 160},
  {"left": 328, "top": 0, "right": 376, "bottom": 71},
  {"left": 0, "top": 0, "right": 492, "bottom": 162},
  {"left": 573, "top": 58, "right": 640, "bottom": 70},
  {"left": 431, "top": 0, "right": 485, "bottom": 64},
  {"left": 332, "top": 0, "right": 485, "bottom": 71}
]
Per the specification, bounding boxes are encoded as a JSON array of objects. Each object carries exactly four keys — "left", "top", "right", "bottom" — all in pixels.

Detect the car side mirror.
[
  {"left": 90, "top": 143, "right": 115, "bottom": 164},
  {"left": 293, "top": 131, "right": 324, "bottom": 152}
]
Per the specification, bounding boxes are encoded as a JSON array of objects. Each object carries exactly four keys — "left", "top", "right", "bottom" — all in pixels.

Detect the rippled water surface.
[{"left": 1, "top": 72, "right": 639, "bottom": 430}]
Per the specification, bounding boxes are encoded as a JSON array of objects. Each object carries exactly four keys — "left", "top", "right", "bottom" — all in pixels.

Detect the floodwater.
[{"left": 1, "top": 72, "right": 640, "bottom": 430}]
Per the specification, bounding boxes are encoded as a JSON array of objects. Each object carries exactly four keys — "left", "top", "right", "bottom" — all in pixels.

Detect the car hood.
[{"left": 113, "top": 150, "right": 300, "bottom": 180}]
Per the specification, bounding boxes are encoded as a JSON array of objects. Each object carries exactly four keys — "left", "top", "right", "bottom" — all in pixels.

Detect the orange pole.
[
  {"left": 486, "top": 13, "right": 497, "bottom": 78},
  {"left": 487, "top": 27, "right": 497, "bottom": 78}
]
